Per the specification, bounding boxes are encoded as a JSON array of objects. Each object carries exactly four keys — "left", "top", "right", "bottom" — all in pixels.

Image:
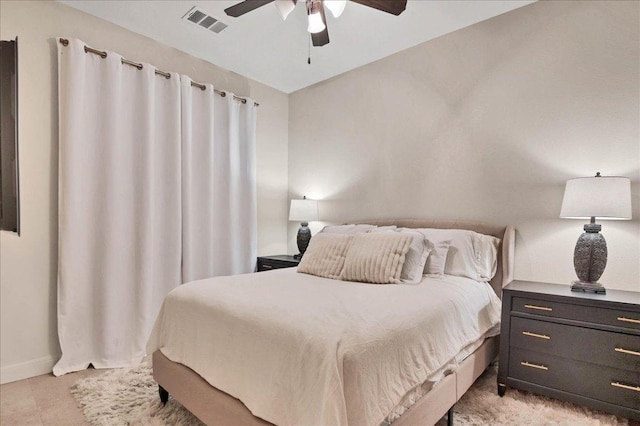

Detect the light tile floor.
[{"left": 0, "top": 368, "right": 104, "bottom": 426}]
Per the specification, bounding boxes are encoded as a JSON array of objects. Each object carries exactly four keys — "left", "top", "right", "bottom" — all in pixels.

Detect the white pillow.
[
  {"left": 423, "top": 239, "right": 451, "bottom": 276},
  {"left": 414, "top": 228, "right": 502, "bottom": 281},
  {"left": 383, "top": 228, "right": 430, "bottom": 284},
  {"left": 319, "top": 224, "right": 375, "bottom": 234},
  {"left": 475, "top": 233, "right": 501, "bottom": 281},
  {"left": 414, "top": 229, "right": 479, "bottom": 280}
]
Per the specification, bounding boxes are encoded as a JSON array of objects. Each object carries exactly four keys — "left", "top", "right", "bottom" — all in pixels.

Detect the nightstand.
[
  {"left": 498, "top": 280, "right": 640, "bottom": 420},
  {"left": 257, "top": 255, "right": 300, "bottom": 272}
]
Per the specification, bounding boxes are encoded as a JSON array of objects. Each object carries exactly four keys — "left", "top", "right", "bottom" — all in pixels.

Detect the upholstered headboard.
[{"left": 354, "top": 219, "right": 515, "bottom": 298}]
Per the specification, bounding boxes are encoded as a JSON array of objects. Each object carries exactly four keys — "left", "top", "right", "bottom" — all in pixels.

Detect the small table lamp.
[
  {"left": 289, "top": 196, "right": 319, "bottom": 259},
  {"left": 560, "top": 172, "right": 632, "bottom": 294}
]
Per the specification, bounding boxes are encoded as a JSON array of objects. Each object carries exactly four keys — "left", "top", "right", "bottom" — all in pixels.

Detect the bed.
[{"left": 148, "top": 219, "right": 515, "bottom": 426}]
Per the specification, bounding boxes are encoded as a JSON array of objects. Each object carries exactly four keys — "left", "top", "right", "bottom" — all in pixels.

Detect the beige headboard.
[{"left": 354, "top": 219, "right": 515, "bottom": 298}]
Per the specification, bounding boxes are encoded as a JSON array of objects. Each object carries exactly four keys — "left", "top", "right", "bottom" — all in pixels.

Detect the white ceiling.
[{"left": 59, "top": 0, "right": 535, "bottom": 94}]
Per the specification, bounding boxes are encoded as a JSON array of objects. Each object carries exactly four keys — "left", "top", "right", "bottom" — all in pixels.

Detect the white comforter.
[{"left": 147, "top": 268, "right": 501, "bottom": 426}]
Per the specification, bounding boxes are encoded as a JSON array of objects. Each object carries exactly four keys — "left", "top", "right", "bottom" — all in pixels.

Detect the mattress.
[{"left": 147, "top": 268, "right": 502, "bottom": 426}]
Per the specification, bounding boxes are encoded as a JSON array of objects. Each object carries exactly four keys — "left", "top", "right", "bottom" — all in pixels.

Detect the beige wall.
[
  {"left": 289, "top": 1, "right": 640, "bottom": 291},
  {"left": 252, "top": 80, "right": 290, "bottom": 256},
  {"left": 0, "top": 1, "right": 289, "bottom": 383}
]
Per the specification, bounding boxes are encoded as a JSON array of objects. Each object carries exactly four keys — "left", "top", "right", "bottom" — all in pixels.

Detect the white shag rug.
[{"left": 71, "top": 364, "right": 634, "bottom": 426}]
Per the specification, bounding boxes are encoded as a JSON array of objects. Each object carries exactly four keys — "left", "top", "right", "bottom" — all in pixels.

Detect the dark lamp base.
[
  {"left": 571, "top": 280, "right": 606, "bottom": 294},
  {"left": 296, "top": 222, "right": 312, "bottom": 259},
  {"left": 573, "top": 221, "right": 607, "bottom": 284}
]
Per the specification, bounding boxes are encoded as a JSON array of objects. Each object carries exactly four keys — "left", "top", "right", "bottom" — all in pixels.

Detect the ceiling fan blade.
[
  {"left": 224, "top": 0, "right": 275, "bottom": 17},
  {"left": 350, "top": 0, "right": 407, "bottom": 16},
  {"left": 275, "top": 0, "right": 297, "bottom": 20},
  {"left": 311, "top": 5, "right": 330, "bottom": 47}
]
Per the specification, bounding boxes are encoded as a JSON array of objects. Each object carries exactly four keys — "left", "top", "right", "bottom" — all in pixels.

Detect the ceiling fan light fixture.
[
  {"left": 324, "top": 0, "right": 346, "bottom": 18},
  {"left": 306, "top": 1, "right": 325, "bottom": 34},
  {"left": 275, "top": 0, "right": 296, "bottom": 20},
  {"left": 307, "top": 11, "right": 325, "bottom": 33}
]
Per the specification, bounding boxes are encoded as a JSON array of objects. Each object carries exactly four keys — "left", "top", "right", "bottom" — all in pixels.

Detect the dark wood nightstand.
[
  {"left": 257, "top": 255, "right": 300, "bottom": 272},
  {"left": 498, "top": 280, "right": 640, "bottom": 420}
]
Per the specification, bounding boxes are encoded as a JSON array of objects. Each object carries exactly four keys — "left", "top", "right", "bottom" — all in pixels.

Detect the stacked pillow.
[
  {"left": 318, "top": 224, "right": 394, "bottom": 234},
  {"left": 475, "top": 233, "right": 501, "bottom": 281},
  {"left": 406, "top": 228, "right": 500, "bottom": 282},
  {"left": 298, "top": 224, "right": 500, "bottom": 284},
  {"left": 423, "top": 239, "right": 451, "bottom": 276}
]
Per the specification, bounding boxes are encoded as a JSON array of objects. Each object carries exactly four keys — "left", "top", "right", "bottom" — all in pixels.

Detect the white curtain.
[
  {"left": 55, "top": 39, "right": 258, "bottom": 375},
  {"left": 181, "top": 78, "right": 257, "bottom": 282},
  {"left": 54, "top": 38, "right": 182, "bottom": 375}
]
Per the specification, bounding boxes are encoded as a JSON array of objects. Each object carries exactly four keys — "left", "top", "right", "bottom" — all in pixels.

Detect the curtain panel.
[
  {"left": 181, "top": 77, "right": 258, "bottom": 282},
  {"left": 54, "top": 38, "right": 257, "bottom": 375}
]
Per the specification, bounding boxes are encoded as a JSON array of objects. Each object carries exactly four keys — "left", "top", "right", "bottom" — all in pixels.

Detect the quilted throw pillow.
[
  {"left": 374, "top": 228, "right": 430, "bottom": 284},
  {"left": 341, "top": 233, "right": 412, "bottom": 284},
  {"left": 298, "top": 233, "right": 354, "bottom": 279}
]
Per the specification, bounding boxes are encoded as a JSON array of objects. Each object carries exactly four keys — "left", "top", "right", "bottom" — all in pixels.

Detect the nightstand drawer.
[
  {"left": 510, "top": 317, "right": 640, "bottom": 371},
  {"left": 510, "top": 347, "right": 640, "bottom": 410},
  {"left": 257, "top": 255, "right": 300, "bottom": 272},
  {"left": 258, "top": 259, "right": 292, "bottom": 270},
  {"left": 513, "top": 296, "right": 640, "bottom": 331}
]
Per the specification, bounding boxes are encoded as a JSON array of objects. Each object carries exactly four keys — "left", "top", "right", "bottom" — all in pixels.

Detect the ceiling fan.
[{"left": 224, "top": 0, "right": 408, "bottom": 47}]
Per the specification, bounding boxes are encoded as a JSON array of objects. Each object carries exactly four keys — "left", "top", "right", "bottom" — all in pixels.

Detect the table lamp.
[
  {"left": 289, "top": 196, "right": 319, "bottom": 259},
  {"left": 560, "top": 172, "right": 632, "bottom": 294}
]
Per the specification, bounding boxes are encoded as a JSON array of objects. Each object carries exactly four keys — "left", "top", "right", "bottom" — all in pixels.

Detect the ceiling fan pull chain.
[{"left": 308, "top": 34, "right": 312, "bottom": 64}]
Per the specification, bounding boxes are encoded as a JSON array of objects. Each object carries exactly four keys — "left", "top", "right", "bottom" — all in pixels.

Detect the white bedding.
[{"left": 147, "top": 268, "right": 501, "bottom": 426}]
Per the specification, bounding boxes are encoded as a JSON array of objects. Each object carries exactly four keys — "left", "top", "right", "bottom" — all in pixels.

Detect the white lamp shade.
[
  {"left": 324, "top": 0, "right": 346, "bottom": 18},
  {"left": 307, "top": 11, "right": 326, "bottom": 33},
  {"left": 560, "top": 176, "right": 632, "bottom": 220},
  {"left": 275, "top": 0, "right": 296, "bottom": 20},
  {"left": 289, "top": 198, "right": 319, "bottom": 222}
]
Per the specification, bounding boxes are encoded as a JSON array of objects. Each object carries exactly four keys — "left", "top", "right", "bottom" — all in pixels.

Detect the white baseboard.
[{"left": 1, "top": 355, "right": 56, "bottom": 384}]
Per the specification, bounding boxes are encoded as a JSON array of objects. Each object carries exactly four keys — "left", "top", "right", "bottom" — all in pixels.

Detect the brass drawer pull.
[
  {"left": 615, "top": 347, "right": 640, "bottom": 357},
  {"left": 617, "top": 317, "right": 640, "bottom": 325},
  {"left": 521, "top": 361, "right": 548, "bottom": 371},
  {"left": 522, "top": 331, "right": 550, "bottom": 340},
  {"left": 611, "top": 382, "right": 640, "bottom": 393},
  {"left": 524, "top": 304, "right": 553, "bottom": 312}
]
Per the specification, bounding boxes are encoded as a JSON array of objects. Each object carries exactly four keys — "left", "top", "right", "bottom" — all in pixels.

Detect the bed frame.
[{"left": 152, "top": 219, "right": 515, "bottom": 426}]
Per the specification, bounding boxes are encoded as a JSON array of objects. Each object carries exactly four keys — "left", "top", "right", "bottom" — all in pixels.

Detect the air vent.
[
  {"left": 210, "top": 22, "right": 228, "bottom": 34},
  {"left": 187, "top": 10, "right": 206, "bottom": 24},
  {"left": 182, "top": 6, "right": 228, "bottom": 34},
  {"left": 199, "top": 15, "right": 217, "bottom": 28}
]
